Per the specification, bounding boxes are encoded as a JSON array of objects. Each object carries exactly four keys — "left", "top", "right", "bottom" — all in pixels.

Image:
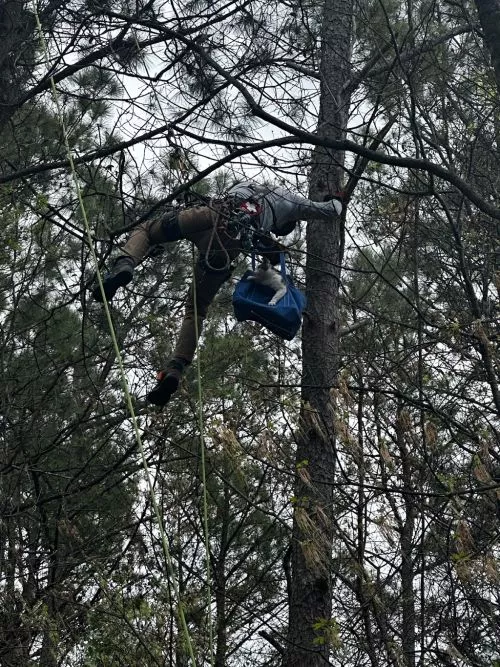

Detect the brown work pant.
[{"left": 120, "top": 205, "right": 242, "bottom": 364}]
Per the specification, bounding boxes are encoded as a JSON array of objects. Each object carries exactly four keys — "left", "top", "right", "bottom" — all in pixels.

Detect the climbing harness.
[
  {"left": 233, "top": 252, "right": 307, "bottom": 340},
  {"left": 226, "top": 199, "right": 263, "bottom": 251},
  {"left": 200, "top": 196, "right": 262, "bottom": 274},
  {"left": 201, "top": 200, "right": 233, "bottom": 273}
]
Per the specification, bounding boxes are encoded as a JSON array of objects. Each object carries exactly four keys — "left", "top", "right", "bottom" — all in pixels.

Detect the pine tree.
[{"left": 1, "top": 0, "right": 500, "bottom": 664}]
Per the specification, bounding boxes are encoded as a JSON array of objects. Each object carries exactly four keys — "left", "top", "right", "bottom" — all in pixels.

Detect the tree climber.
[{"left": 92, "top": 181, "right": 343, "bottom": 406}]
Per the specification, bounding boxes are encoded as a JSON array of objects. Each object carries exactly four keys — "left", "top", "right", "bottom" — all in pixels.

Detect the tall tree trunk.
[
  {"left": 397, "top": 413, "right": 417, "bottom": 667},
  {"left": 0, "top": 0, "right": 67, "bottom": 137},
  {"left": 284, "top": 1, "right": 353, "bottom": 664},
  {"left": 355, "top": 382, "right": 379, "bottom": 667},
  {"left": 473, "top": 0, "right": 500, "bottom": 95},
  {"left": 0, "top": 1, "right": 34, "bottom": 134}
]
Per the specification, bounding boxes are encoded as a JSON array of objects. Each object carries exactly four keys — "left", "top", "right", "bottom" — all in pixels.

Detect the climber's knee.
[{"left": 148, "top": 210, "right": 182, "bottom": 244}]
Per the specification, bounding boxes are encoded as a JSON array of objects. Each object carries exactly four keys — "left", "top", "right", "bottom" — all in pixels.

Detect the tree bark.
[
  {"left": 397, "top": 413, "right": 417, "bottom": 667},
  {"left": 0, "top": 1, "right": 35, "bottom": 134},
  {"left": 0, "top": 0, "right": 78, "bottom": 137},
  {"left": 473, "top": 0, "right": 500, "bottom": 95},
  {"left": 284, "top": 0, "right": 353, "bottom": 664}
]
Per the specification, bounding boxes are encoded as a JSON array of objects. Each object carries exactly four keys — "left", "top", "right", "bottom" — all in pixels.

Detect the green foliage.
[
  {"left": 73, "top": 69, "right": 124, "bottom": 121},
  {"left": 312, "top": 617, "right": 342, "bottom": 649},
  {"left": 1, "top": 0, "right": 499, "bottom": 664}
]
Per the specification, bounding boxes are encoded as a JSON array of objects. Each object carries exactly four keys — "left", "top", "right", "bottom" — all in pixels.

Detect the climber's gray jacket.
[{"left": 226, "top": 181, "right": 342, "bottom": 235}]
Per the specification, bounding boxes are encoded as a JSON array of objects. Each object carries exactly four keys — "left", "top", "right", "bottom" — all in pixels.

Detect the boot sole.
[{"left": 147, "top": 375, "right": 180, "bottom": 406}]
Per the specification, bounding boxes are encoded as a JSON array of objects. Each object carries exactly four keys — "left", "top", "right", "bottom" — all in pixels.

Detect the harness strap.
[
  {"left": 279, "top": 252, "right": 287, "bottom": 279},
  {"left": 251, "top": 251, "right": 288, "bottom": 278}
]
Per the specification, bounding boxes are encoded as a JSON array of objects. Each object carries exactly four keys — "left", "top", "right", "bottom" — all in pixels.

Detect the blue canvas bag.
[{"left": 232, "top": 253, "right": 307, "bottom": 340}]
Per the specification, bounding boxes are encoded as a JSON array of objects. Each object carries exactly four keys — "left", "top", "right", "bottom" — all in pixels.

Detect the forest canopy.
[{"left": 0, "top": 0, "right": 499, "bottom": 665}]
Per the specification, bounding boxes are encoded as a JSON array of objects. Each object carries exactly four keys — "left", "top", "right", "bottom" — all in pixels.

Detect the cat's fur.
[{"left": 247, "top": 257, "right": 287, "bottom": 305}]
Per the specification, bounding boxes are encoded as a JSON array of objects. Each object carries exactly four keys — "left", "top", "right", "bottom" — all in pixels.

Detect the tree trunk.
[
  {"left": 284, "top": 0, "right": 353, "bottom": 664},
  {"left": 0, "top": 0, "right": 67, "bottom": 137},
  {"left": 473, "top": 0, "right": 500, "bottom": 95},
  {"left": 355, "top": 383, "right": 379, "bottom": 667},
  {"left": 397, "top": 413, "right": 417, "bottom": 667},
  {"left": 0, "top": 1, "right": 34, "bottom": 134}
]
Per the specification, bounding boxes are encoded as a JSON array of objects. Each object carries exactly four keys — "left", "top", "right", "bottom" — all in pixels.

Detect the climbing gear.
[
  {"left": 189, "top": 244, "right": 215, "bottom": 656},
  {"left": 198, "top": 253, "right": 234, "bottom": 277},
  {"left": 91, "top": 256, "right": 134, "bottom": 301},
  {"left": 198, "top": 198, "right": 241, "bottom": 274},
  {"left": 226, "top": 200, "right": 263, "bottom": 251},
  {"left": 201, "top": 215, "right": 232, "bottom": 274},
  {"left": 232, "top": 252, "right": 307, "bottom": 340},
  {"left": 146, "top": 358, "right": 187, "bottom": 406},
  {"left": 329, "top": 191, "right": 347, "bottom": 203}
]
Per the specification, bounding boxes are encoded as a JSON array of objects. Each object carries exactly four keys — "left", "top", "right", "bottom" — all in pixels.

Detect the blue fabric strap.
[
  {"left": 279, "top": 252, "right": 287, "bottom": 278},
  {"left": 252, "top": 251, "right": 287, "bottom": 277}
]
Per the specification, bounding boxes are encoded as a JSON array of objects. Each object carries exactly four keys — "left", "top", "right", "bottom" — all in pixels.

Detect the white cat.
[{"left": 247, "top": 257, "right": 287, "bottom": 305}]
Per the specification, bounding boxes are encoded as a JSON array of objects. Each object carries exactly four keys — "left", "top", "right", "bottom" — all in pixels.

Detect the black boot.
[
  {"left": 92, "top": 257, "right": 134, "bottom": 302},
  {"left": 147, "top": 358, "right": 187, "bottom": 406}
]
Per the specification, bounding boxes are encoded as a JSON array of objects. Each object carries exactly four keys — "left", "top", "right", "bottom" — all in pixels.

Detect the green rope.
[
  {"left": 191, "top": 246, "right": 215, "bottom": 665},
  {"left": 32, "top": 4, "right": 197, "bottom": 664}
]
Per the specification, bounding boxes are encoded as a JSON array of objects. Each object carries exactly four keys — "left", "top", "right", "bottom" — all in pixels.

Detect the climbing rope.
[
  {"left": 191, "top": 245, "right": 215, "bottom": 665},
  {"left": 32, "top": 4, "right": 198, "bottom": 664}
]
